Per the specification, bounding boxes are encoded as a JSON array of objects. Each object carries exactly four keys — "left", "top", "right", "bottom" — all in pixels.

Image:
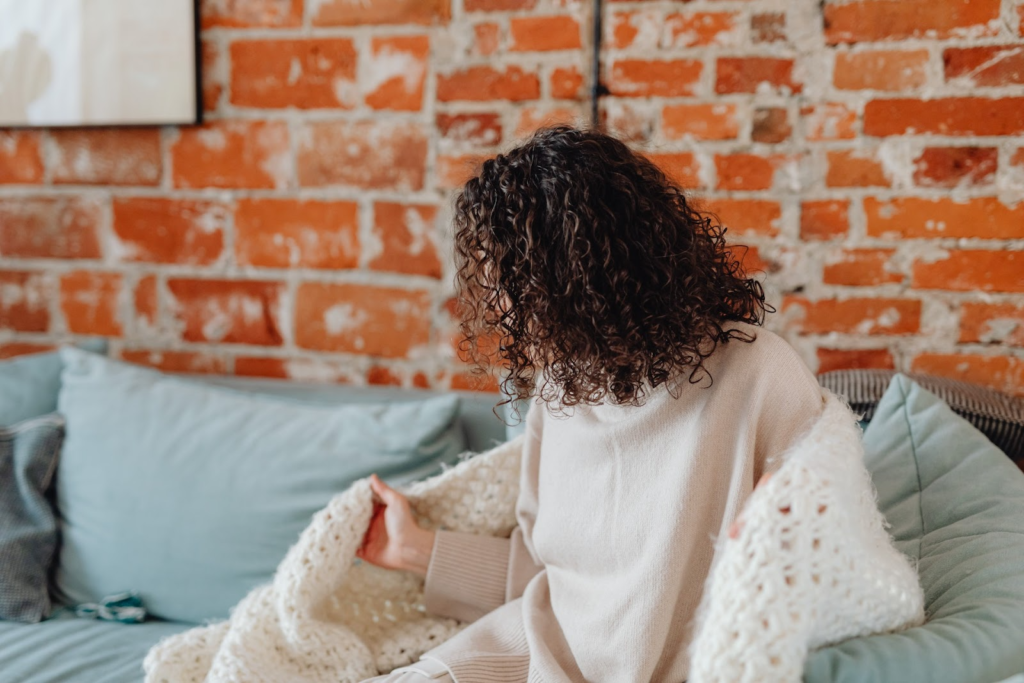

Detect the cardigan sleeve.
[{"left": 423, "top": 401, "right": 546, "bottom": 623}]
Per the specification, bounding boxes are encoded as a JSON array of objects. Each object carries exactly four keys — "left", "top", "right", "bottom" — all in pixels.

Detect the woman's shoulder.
[{"left": 712, "top": 321, "right": 818, "bottom": 388}]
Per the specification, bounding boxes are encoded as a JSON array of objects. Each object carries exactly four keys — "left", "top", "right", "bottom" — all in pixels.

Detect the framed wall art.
[{"left": 0, "top": 0, "right": 201, "bottom": 127}]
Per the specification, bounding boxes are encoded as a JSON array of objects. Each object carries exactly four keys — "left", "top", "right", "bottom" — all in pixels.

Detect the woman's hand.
[{"left": 356, "top": 473, "right": 436, "bottom": 576}]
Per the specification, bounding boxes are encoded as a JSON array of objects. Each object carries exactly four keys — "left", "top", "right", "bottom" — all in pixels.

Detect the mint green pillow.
[
  {"left": 54, "top": 348, "right": 466, "bottom": 624},
  {"left": 805, "top": 375, "right": 1024, "bottom": 683},
  {"left": 0, "top": 340, "right": 106, "bottom": 426}
]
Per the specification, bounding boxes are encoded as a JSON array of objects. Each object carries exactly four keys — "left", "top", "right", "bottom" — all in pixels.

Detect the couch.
[{"left": 2, "top": 348, "right": 1023, "bottom": 683}]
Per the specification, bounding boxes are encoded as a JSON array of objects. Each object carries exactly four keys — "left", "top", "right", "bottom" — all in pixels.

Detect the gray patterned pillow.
[
  {"left": 819, "top": 369, "right": 1024, "bottom": 466},
  {"left": 0, "top": 414, "right": 64, "bottom": 623}
]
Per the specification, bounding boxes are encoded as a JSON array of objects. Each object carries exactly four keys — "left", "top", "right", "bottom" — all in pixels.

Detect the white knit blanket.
[{"left": 144, "top": 392, "right": 924, "bottom": 683}]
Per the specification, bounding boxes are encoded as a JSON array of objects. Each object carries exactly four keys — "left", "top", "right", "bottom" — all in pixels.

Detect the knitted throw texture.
[{"left": 143, "top": 392, "right": 924, "bottom": 683}]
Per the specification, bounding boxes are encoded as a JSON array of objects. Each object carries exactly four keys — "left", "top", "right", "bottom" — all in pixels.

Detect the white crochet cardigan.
[{"left": 144, "top": 392, "right": 924, "bottom": 683}]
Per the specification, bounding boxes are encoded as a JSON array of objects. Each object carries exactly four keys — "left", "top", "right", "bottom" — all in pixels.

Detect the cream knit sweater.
[
  {"left": 144, "top": 324, "right": 924, "bottom": 683},
  {"left": 418, "top": 324, "right": 829, "bottom": 682}
]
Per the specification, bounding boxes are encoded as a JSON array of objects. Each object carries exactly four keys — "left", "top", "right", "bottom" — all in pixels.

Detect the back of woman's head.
[{"left": 453, "top": 125, "right": 768, "bottom": 410}]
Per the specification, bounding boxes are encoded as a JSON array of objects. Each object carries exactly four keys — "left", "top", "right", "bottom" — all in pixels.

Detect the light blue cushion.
[
  {"left": 0, "top": 610, "right": 189, "bottom": 683},
  {"left": 0, "top": 340, "right": 105, "bottom": 426},
  {"left": 805, "top": 375, "right": 1024, "bottom": 683},
  {"left": 54, "top": 348, "right": 466, "bottom": 624}
]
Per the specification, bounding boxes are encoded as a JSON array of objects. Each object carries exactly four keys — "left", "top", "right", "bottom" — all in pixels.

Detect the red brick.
[
  {"left": 912, "top": 250, "right": 1024, "bottom": 293},
  {"left": 864, "top": 98, "right": 1024, "bottom": 137},
  {"left": 646, "top": 153, "right": 701, "bottom": 188},
  {"left": 834, "top": 49, "right": 929, "bottom": 91},
  {"left": 135, "top": 275, "right": 158, "bottom": 328},
  {"left": 465, "top": 0, "right": 535, "bottom": 9},
  {"left": 607, "top": 60, "right": 702, "bottom": 98},
  {"left": 50, "top": 128, "right": 161, "bottom": 186},
  {"left": 865, "top": 197, "right": 1024, "bottom": 239},
  {"left": 664, "top": 12, "right": 739, "bottom": 48},
  {"left": 235, "top": 199, "right": 359, "bottom": 269},
  {"left": 365, "top": 35, "right": 430, "bottom": 111},
  {"left": 602, "top": 102, "right": 655, "bottom": 143},
  {"left": 0, "top": 343, "right": 53, "bottom": 360},
  {"left": 1013, "top": 148, "right": 1024, "bottom": 172},
  {"left": 0, "top": 132, "right": 44, "bottom": 184},
  {"left": 817, "top": 348, "right": 895, "bottom": 373},
  {"left": 823, "top": 0, "right": 1000, "bottom": 44},
  {"left": 551, "top": 66, "right": 585, "bottom": 100},
  {"left": 609, "top": 10, "right": 659, "bottom": 49},
  {"left": 297, "top": 120, "right": 427, "bottom": 190},
  {"left": 752, "top": 107, "right": 791, "bottom": 143},
  {"left": 662, "top": 103, "right": 739, "bottom": 140},
  {"left": 912, "top": 147, "right": 997, "bottom": 188},
  {"left": 801, "top": 200, "right": 849, "bottom": 240},
  {"left": 295, "top": 283, "right": 431, "bottom": 358},
  {"left": 911, "top": 354, "right": 1024, "bottom": 397},
  {"left": 0, "top": 197, "right": 102, "bottom": 260},
  {"left": 802, "top": 103, "right": 857, "bottom": 140},
  {"left": 437, "top": 153, "right": 490, "bottom": 190},
  {"left": 473, "top": 23, "right": 500, "bottom": 56},
  {"left": 233, "top": 357, "right": 289, "bottom": 379},
  {"left": 716, "top": 57, "right": 800, "bottom": 94},
  {"left": 510, "top": 15, "right": 581, "bottom": 51},
  {"left": 112, "top": 198, "right": 227, "bottom": 265},
  {"left": 367, "top": 365, "right": 403, "bottom": 387},
  {"left": 59, "top": 271, "right": 123, "bottom": 336},
  {"left": 960, "top": 302, "right": 1024, "bottom": 347},
  {"left": 168, "top": 279, "right": 284, "bottom": 345},
  {"left": 826, "top": 149, "right": 890, "bottom": 187},
  {"left": 0, "top": 271, "right": 50, "bottom": 332},
  {"left": 201, "top": 40, "right": 225, "bottom": 113},
  {"left": 312, "top": 0, "right": 449, "bottom": 25},
  {"left": 751, "top": 12, "right": 785, "bottom": 43},
  {"left": 121, "top": 350, "right": 227, "bottom": 375},
  {"left": 715, "top": 154, "right": 782, "bottom": 191},
  {"left": 944, "top": 45, "right": 1024, "bottom": 87},
  {"left": 701, "top": 199, "right": 781, "bottom": 236},
  {"left": 438, "top": 65, "right": 540, "bottom": 102},
  {"left": 783, "top": 297, "right": 921, "bottom": 335},
  {"left": 370, "top": 202, "right": 441, "bottom": 278},
  {"left": 436, "top": 112, "right": 502, "bottom": 146},
  {"left": 823, "top": 249, "right": 902, "bottom": 286},
  {"left": 515, "top": 107, "right": 581, "bottom": 138},
  {"left": 171, "top": 121, "right": 290, "bottom": 189},
  {"left": 730, "top": 244, "right": 771, "bottom": 275},
  {"left": 201, "top": 0, "right": 302, "bottom": 27},
  {"left": 231, "top": 39, "right": 357, "bottom": 109}
]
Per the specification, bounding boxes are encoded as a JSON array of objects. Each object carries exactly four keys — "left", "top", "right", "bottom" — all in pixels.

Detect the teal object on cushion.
[
  {"left": 0, "top": 611, "right": 189, "bottom": 683},
  {"left": 55, "top": 348, "right": 466, "bottom": 624},
  {"left": 0, "top": 339, "right": 105, "bottom": 426},
  {"left": 805, "top": 375, "right": 1024, "bottom": 683}
]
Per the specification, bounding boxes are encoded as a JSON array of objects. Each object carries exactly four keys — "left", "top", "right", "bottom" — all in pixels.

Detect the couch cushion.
[
  {"left": 0, "top": 415, "right": 64, "bottom": 623},
  {"left": 54, "top": 348, "right": 467, "bottom": 624},
  {"left": 201, "top": 374, "right": 507, "bottom": 455},
  {"left": 804, "top": 375, "right": 1024, "bottom": 683},
  {"left": 0, "top": 611, "right": 189, "bottom": 683},
  {"left": 0, "top": 339, "right": 105, "bottom": 426}
]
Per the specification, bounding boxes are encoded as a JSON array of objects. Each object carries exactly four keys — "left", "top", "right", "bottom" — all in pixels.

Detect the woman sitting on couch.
[{"left": 357, "top": 125, "right": 824, "bottom": 683}]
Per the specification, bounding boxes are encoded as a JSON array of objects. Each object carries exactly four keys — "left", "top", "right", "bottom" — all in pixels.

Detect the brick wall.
[{"left": 1, "top": 0, "right": 1023, "bottom": 396}]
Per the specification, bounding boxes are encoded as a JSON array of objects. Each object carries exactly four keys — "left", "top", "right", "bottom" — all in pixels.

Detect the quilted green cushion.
[{"left": 805, "top": 375, "right": 1024, "bottom": 683}]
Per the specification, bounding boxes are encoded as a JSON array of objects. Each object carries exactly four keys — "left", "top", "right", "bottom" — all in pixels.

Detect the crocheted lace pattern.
[{"left": 688, "top": 394, "right": 926, "bottom": 683}]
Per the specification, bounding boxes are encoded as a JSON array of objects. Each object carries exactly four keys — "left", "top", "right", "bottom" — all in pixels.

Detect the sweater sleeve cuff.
[{"left": 423, "top": 529, "right": 511, "bottom": 623}]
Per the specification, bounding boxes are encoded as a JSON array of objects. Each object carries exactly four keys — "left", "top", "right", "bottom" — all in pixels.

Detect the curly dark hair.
[{"left": 453, "top": 125, "right": 769, "bottom": 413}]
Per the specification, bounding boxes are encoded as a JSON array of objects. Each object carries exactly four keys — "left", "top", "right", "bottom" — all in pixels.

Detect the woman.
[{"left": 358, "top": 126, "right": 824, "bottom": 682}]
